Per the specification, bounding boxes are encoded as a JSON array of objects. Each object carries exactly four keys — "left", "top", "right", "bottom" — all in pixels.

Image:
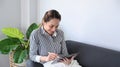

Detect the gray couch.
[{"left": 26, "top": 40, "right": 120, "bottom": 67}]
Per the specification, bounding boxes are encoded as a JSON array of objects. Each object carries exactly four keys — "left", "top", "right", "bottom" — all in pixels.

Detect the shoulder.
[{"left": 30, "top": 28, "right": 41, "bottom": 37}]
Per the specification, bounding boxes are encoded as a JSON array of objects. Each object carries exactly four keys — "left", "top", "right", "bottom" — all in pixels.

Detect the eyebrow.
[{"left": 51, "top": 24, "right": 59, "bottom": 27}]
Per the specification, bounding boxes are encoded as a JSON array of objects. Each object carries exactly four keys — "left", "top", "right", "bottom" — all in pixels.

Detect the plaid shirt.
[{"left": 29, "top": 27, "right": 68, "bottom": 63}]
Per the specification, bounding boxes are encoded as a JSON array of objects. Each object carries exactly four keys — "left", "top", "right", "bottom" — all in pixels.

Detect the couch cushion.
[
  {"left": 66, "top": 40, "right": 120, "bottom": 67},
  {"left": 26, "top": 59, "right": 43, "bottom": 67}
]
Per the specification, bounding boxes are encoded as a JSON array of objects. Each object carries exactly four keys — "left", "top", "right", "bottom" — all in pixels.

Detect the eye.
[
  {"left": 55, "top": 25, "right": 58, "bottom": 28},
  {"left": 49, "top": 24, "right": 59, "bottom": 29},
  {"left": 49, "top": 25, "right": 54, "bottom": 28}
]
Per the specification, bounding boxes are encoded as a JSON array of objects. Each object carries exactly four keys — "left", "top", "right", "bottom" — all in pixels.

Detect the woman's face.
[{"left": 43, "top": 18, "right": 60, "bottom": 35}]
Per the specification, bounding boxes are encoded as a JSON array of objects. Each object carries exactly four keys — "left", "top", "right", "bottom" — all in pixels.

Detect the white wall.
[
  {"left": 21, "top": 0, "right": 38, "bottom": 33},
  {"left": 0, "top": 0, "right": 21, "bottom": 67},
  {"left": 38, "top": 0, "right": 120, "bottom": 51},
  {"left": 0, "top": 0, "right": 120, "bottom": 67}
]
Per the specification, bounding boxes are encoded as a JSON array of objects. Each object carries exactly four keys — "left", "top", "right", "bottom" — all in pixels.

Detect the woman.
[{"left": 29, "top": 9, "right": 81, "bottom": 67}]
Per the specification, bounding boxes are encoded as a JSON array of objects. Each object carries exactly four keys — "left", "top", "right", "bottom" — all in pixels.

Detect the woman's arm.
[
  {"left": 60, "top": 30, "right": 73, "bottom": 65},
  {"left": 29, "top": 30, "right": 41, "bottom": 63},
  {"left": 60, "top": 30, "right": 69, "bottom": 56},
  {"left": 29, "top": 30, "right": 58, "bottom": 63}
]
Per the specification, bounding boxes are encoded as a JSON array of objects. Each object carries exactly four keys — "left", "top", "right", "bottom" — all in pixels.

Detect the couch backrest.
[{"left": 66, "top": 40, "right": 120, "bottom": 67}]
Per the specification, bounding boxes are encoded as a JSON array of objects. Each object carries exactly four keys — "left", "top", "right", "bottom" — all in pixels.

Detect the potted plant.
[{"left": 0, "top": 23, "right": 39, "bottom": 65}]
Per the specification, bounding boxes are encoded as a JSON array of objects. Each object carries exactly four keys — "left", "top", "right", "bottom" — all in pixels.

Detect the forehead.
[{"left": 47, "top": 18, "right": 60, "bottom": 25}]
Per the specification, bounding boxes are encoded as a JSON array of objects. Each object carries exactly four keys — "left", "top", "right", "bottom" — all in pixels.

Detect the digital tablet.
[{"left": 51, "top": 53, "right": 79, "bottom": 64}]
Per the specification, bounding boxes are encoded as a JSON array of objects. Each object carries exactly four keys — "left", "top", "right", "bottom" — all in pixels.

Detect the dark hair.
[{"left": 43, "top": 10, "right": 61, "bottom": 22}]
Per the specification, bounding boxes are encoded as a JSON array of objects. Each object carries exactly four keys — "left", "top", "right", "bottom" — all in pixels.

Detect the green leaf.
[
  {"left": 26, "top": 23, "right": 39, "bottom": 39},
  {"left": 13, "top": 47, "right": 28, "bottom": 63},
  {"left": 2, "top": 28, "right": 24, "bottom": 39},
  {"left": 0, "top": 38, "right": 20, "bottom": 54}
]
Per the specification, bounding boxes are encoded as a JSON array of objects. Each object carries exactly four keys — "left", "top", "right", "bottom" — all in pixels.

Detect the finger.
[
  {"left": 62, "top": 59, "right": 69, "bottom": 65},
  {"left": 48, "top": 57, "right": 55, "bottom": 61},
  {"left": 64, "top": 58, "right": 71, "bottom": 64},
  {"left": 48, "top": 52, "right": 58, "bottom": 58},
  {"left": 48, "top": 52, "right": 57, "bottom": 55},
  {"left": 50, "top": 55, "right": 57, "bottom": 60},
  {"left": 62, "top": 59, "right": 67, "bottom": 64},
  {"left": 49, "top": 55, "right": 57, "bottom": 59},
  {"left": 63, "top": 58, "right": 67, "bottom": 62},
  {"left": 47, "top": 55, "right": 54, "bottom": 61},
  {"left": 64, "top": 58, "right": 69, "bottom": 61},
  {"left": 71, "top": 56, "right": 74, "bottom": 60}
]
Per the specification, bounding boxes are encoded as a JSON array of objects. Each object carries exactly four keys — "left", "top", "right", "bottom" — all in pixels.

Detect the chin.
[
  {"left": 48, "top": 32, "right": 53, "bottom": 35},
  {"left": 50, "top": 33, "right": 54, "bottom": 35},
  {"left": 48, "top": 31, "right": 54, "bottom": 35}
]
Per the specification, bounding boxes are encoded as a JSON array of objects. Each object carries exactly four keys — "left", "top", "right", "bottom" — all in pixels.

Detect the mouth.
[
  {"left": 51, "top": 31, "right": 54, "bottom": 34},
  {"left": 47, "top": 31, "right": 54, "bottom": 35}
]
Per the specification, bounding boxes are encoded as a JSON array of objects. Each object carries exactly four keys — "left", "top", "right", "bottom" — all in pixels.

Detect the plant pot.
[
  {"left": 9, "top": 52, "right": 26, "bottom": 67},
  {"left": 15, "top": 60, "right": 26, "bottom": 67},
  {"left": 9, "top": 52, "right": 16, "bottom": 67}
]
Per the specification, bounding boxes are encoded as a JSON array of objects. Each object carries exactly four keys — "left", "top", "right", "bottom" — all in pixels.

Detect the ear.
[{"left": 42, "top": 20, "right": 46, "bottom": 26}]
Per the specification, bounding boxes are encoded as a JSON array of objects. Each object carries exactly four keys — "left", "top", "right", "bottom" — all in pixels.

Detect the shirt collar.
[{"left": 41, "top": 26, "right": 57, "bottom": 37}]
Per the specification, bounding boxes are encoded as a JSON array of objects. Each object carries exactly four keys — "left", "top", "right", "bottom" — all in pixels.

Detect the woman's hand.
[
  {"left": 40, "top": 52, "right": 58, "bottom": 62},
  {"left": 61, "top": 56, "right": 74, "bottom": 65},
  {"left": 46, "top": 52, "right": 58, "bottom": 61}
]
